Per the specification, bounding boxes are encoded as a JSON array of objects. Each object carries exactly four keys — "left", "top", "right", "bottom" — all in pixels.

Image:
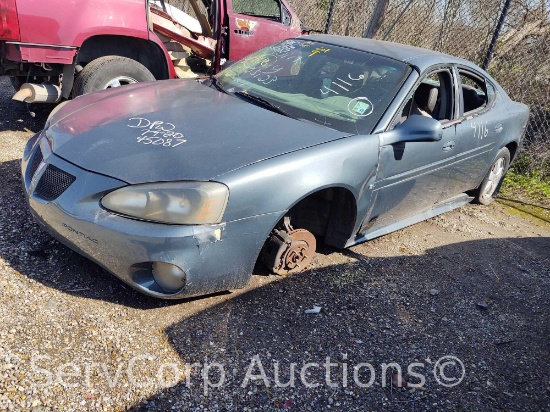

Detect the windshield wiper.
[
  {"left": 233, "top": 91, "right": 294, "bottom": 119},
  {"left": 210, "top": 77, "right": 227, "bottom": 94}
]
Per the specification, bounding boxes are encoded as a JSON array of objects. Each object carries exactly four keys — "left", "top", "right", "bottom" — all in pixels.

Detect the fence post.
[
  {"left": 324, "top": 0, "right": 338, "bottom": 34},
  {"left": 364, "top": 0, "right": 389, "bottom": 38},
  {"left": 482, "top": 0, "right": 511, "bottom": 70},
  {"left": 381, "top": 0, "right": 415, "bottom": 41}
]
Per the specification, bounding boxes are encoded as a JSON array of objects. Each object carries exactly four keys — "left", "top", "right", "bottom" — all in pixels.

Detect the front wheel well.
[
  {"left": 77, "top": 35, "right": 169, "bottom": 80},
  {"left": 277, "top": 187, "right": 357, "bottom": 249}
]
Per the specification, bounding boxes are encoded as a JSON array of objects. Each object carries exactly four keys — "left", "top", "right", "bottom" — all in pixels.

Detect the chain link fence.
[{"left": 288, "top": 0, "right": 549, "bottom": 179}]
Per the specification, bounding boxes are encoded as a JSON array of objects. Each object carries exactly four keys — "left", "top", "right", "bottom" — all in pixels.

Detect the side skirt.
[{"left": 346, "top": 193, "right": 473, "bottom": 247}]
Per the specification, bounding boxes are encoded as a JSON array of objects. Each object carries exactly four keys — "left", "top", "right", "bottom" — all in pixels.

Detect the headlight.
[{"left": 101, "top": 182, "right": 229, "bottom": 225}]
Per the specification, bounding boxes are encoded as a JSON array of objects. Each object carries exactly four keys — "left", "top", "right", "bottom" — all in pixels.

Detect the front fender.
[{"left": 218, "top": 134, "right": 380, "bottom": 241}]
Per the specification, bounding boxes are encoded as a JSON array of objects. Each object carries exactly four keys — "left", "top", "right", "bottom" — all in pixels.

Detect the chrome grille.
[{"left": 35, "top": 165, "right": 76, "bottom": 201}]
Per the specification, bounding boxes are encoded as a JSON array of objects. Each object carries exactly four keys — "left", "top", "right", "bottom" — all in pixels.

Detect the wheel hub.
[
  {"left": 261, "top": 223, "right": 316, "bottom": 276},
  {"left": 482, "top": 157, "right": 505, "bottom": 198},
  {"left": 104, "top": 76, "right": 139, "bottom": 89}
]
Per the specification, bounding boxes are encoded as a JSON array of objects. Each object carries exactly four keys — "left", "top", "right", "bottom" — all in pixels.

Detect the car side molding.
[{"left": 347, "top": 193, "right": 472, "bottom": 246}]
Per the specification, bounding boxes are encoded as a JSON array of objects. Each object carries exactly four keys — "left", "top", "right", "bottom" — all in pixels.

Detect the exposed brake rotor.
[{"left": 261, "top": 218, "right": 316, "bottom": 275}]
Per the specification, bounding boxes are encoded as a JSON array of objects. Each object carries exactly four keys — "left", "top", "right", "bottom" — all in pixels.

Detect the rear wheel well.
[
  {"left": 280, "top": 187, "right": 357, "bottom": 249},
  {"left": 77, "top": 35, "right": 169, "bottom": 80},
  {"left": 505, "top": 141, "right": 519, "bottom": 162}
]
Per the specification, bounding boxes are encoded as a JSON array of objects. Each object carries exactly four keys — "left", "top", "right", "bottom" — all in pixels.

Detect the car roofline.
[{"left": 297, "top": 34, "right": 486, "bottom": 74}]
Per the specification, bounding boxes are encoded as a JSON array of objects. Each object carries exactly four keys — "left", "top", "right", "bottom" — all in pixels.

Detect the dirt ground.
[{"left": 0, "top": 76, "right": 549, "bottom": 411}]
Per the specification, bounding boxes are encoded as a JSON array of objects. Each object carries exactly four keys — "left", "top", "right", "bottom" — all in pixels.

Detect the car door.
[
  {"left": 226, "top": 0, "right": 298, "bottom": 61},
  {"left": 359, "top": 66, "right": 460, "bottom": 235},
  {"left": 440, "top": 66, "right": 501, "bottom": 199}
]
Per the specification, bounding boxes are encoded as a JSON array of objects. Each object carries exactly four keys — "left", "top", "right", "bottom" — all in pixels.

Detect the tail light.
[{"left": 0, "top": 0, "right": 20, "bottom": 41}]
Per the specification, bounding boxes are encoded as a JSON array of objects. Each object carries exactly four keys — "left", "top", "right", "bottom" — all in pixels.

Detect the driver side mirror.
[{"left": 379, "top": 115, "right": 443, "bottom": 146}]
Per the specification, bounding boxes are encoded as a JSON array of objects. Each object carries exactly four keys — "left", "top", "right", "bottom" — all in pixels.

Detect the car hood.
[{"left": 47, "top": 80, "right": 349, "bottom": 184}]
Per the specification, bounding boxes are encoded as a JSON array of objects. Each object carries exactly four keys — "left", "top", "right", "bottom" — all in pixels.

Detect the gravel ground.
[{"left": 0, "top": 76, "right": 549, "bottom": 411}]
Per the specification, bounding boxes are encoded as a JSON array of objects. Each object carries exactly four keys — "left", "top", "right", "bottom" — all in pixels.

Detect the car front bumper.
[{"left": 21, "top": 133, "right": 277, "bottom": 299}]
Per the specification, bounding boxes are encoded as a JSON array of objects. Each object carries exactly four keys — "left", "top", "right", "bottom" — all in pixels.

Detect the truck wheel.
[
  {"left": 73, "top": 56, "right": 155, "bottom": 96},
  {"left": 472, "top": 147, "right": 510, "bottom": 205}
]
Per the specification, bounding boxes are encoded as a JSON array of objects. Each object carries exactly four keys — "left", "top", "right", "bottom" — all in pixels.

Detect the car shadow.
[
  {"left": 496, "top": 197, "right": 550, "bottom": 224},
  {"left": 2, "top": 151, "right": 550, "bottom": 408},
  {"left": 497, "top": 196, "right": 550, "bottom": 212},
  {"left": 125, "top": 236, "right": 549, "bottom": 411}
]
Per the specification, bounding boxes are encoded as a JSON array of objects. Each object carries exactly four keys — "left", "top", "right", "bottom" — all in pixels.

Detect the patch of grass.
[
  {"left": 498, "top": 197, "right": 550, "bottom": 224},
  {"left": 500, "top": 171, "right": 550, "bottom": 208}
]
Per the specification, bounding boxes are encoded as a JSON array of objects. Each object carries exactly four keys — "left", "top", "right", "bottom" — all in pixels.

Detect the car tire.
[
  {"left": 473, "top": 147, "right": 510, "bottom": 205},
  {"left": 72, "top": 56, "right": 155, "bottom": 96}
]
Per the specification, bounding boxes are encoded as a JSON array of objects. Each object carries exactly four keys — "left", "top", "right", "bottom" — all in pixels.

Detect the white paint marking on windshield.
[
  {"left": 336, "top": 77, "right": 352, "bottom": 86},
  {"left": 333, "top": 82, "right": 350, "bottom": 91},
  {"left": 348, "top": 73, "right": 365, "bottom": 82},
  {"left": 320, "top": 87, "right": 339, "bottom": 95}
]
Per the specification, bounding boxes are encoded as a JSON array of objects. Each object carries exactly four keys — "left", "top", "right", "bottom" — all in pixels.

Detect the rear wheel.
[
  {"left": 72, "top": 56, "right": 155, "bottom": 96},
  {"left": 473, "top": 147, "right": 510, "bottom": 205}
]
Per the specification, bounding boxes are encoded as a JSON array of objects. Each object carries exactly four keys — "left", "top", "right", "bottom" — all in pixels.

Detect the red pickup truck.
[{"left": 0, "top": 0, "right": 303, "bottom": 103}]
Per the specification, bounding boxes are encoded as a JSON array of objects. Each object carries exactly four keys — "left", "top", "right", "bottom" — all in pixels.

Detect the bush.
[{"left": 511, "top": 146, "right": 550, "bottom": 183}]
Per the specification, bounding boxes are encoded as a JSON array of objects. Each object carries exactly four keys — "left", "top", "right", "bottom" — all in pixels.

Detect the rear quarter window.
[{"left": 458, "top": 69, "right": 495, "bottom": 115}]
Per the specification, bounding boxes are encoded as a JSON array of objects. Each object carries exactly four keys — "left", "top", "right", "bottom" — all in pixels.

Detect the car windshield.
[{"left": 215, "top": 39, "right": 411, "bottom": 134}]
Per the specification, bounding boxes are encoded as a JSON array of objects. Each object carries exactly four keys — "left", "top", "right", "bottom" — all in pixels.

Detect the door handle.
[{"left": 442, "top": 141, "right": 456, "bottom": 152}]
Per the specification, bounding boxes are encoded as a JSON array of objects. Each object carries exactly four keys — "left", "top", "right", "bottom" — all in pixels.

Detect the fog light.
[{"left": 152, "top": 262, "right": 186, "bottom": 293}]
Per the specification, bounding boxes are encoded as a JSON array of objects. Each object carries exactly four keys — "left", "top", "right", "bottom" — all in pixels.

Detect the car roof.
[{"left": 303, "top": 34, "right": 480, "bottom": 73}]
